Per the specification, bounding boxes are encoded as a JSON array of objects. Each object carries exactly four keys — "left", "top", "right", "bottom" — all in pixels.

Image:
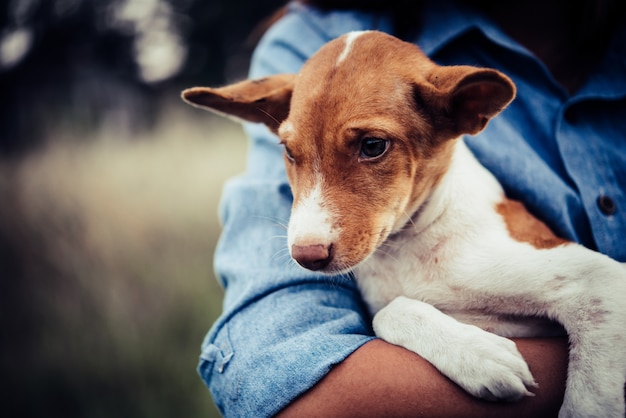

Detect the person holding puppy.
[{"left": 200, "top": 0, "right": 626, "bottom": 416}]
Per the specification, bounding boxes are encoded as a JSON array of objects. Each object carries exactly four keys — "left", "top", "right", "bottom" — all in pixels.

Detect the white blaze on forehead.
[
  {"left": 336, "top": 31, "right": 369, "bottom": 66},
  {"left": 288, "top": 177, "right": 337, "bottom": 250}
]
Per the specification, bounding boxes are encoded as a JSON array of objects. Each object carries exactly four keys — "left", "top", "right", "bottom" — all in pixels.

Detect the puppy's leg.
[
  {"left": 456, "top": 244, "right": 626, "bottom": 418},
  {"left": 373, "top": 296, "right": 538, "bottom": 401},
  {"left": 548, "top": 257, "right": 626, "bottom": 418}
]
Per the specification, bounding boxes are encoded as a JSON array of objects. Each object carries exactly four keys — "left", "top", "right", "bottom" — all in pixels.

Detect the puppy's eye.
[
  {"left": 360, "top": 137, "right": 389, "bottom": 160},
  {"left": 283, "top": 145, "right": 295, "bottom": 162}
]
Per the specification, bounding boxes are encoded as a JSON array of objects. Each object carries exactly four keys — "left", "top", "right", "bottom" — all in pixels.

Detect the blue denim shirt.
[{"left": 201, "top": 1, "right": 626, "bottom": 416}]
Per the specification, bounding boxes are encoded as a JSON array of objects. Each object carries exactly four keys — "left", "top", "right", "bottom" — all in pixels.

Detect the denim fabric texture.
[{"left": 201, "top": 1, "right": 626, "bottom": 416}]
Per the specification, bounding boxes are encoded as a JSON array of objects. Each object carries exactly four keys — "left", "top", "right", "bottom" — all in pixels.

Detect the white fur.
[
  {"left": 287, "top": 176, "right": 337, "bottom": 253},
  {"left": 336, "top": 31, "right": 368, "bottom": 66},
  {"left": 352, "top": 141, "right": 626, "bottom": 418}
]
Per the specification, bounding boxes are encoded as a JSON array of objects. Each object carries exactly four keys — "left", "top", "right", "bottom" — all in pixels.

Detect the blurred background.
[{"left": 0, "top": 0, "right": 285, "bottom": 417}]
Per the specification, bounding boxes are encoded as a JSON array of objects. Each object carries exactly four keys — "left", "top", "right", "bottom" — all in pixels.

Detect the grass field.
[{"left": 1, "top": 102, "right": 247, "bottom": 417}]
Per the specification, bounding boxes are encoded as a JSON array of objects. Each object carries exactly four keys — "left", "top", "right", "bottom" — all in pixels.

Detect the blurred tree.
[{"left": 0, "top": 0, "right": 286, "bottom": 156}]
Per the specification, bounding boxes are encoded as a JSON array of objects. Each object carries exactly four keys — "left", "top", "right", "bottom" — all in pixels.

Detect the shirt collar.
[
  {"left": 577, "top": 24, "right": 626, "bottom": 101},
  {"left": 414, "top": 0, "right": 626, "bottom": 101},
  {"left": 413, "top": 0, "right": 526, "bottom": 58}
]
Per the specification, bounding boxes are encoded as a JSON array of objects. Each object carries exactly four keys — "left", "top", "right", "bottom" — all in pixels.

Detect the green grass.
[{"left": 1, "top": 103, "right": 247, "bottom": 417}]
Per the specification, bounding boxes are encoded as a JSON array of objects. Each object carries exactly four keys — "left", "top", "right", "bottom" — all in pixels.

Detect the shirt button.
[{"left": 597, "top": 195, "right": 616, "bottom": 215}]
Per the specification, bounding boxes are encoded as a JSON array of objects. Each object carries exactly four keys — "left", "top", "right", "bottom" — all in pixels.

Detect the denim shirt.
[{"left": 201, "top": 2, "right": 626, "bottom": 416}]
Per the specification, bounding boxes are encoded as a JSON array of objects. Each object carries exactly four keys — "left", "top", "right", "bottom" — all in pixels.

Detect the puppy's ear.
[
  {"left": 420, "top": 67, "right": 516, "bottom": 137},
  {"left": 181, "top": 74, "right": 296, "bottom": 133}
]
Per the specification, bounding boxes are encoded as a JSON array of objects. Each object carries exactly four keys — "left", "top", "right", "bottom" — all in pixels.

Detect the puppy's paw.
[
  {"left": 447, "top": 326, "right": 537, "bottom": 401},
  {"left": 373, "top": 297, "right": 536, "bottom": 402}
]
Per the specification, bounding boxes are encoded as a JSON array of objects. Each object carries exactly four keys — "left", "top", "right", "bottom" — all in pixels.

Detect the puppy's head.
[{"left": 183, "top": 31, "right": 515, "bottom": 274}]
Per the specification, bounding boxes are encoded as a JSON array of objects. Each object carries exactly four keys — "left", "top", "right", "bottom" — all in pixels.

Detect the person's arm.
[
  {"left": 279, "top": 337, "right": 568, "bottom": 418},
  {"left": 200, "top": 8, "right": 392, "bottom": 417}
]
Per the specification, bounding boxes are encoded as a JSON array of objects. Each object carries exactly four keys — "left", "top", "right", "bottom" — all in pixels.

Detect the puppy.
[{"left": 182, "top": 31, "right": 626, "bottom": 418}]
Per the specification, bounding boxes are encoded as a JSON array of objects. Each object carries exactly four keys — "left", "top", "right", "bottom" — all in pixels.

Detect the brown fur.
[
  {"left": 182, "top": 31, "right": 521, "bottom": 270},
  {"left": 496, "top": 199, "right": 568, "bottom": 249}
]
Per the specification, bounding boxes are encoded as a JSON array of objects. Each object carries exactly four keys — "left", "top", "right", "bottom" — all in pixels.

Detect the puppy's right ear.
[
  {"left": 181, "top": 74, "right": 295, "bottom": 133},
  {"left": 418, "top": 66, "right": 516, "bottom": 138}
]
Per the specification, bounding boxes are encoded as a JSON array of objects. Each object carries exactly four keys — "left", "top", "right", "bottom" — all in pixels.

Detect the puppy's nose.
[{"left": 291, "top": 243, "right": 333, "bottom": 271}]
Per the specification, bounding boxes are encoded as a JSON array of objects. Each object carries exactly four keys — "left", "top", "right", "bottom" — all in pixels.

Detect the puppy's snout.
[{"left": 291, "top": 243, "right": 333, "bottom": 271}]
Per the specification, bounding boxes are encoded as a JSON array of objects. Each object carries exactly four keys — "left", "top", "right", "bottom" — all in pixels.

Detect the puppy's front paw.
[
  {"left": 373, "top": 297, "right": 536, "bottom": 402},
  {"left": 446, "top": 326, "right": 537, "bottom": 401}
]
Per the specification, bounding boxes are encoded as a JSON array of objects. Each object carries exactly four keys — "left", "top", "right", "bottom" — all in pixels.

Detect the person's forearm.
[{"left": 278, "top": 337, "right": 568, "bottom": 418}]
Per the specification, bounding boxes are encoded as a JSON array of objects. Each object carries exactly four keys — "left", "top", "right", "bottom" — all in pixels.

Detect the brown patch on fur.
[{"left": 496, "top": 198, "right": 568, "bottom": 249}]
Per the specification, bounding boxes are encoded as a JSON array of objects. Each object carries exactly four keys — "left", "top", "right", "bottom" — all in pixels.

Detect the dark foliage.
[{"left": 0, "top": 0, "right": 285, "bottom": 155}]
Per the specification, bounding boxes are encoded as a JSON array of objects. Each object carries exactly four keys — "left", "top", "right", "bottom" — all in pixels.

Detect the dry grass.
[{"left": 0, "top": 103, "right": 247, "bottom": 417}]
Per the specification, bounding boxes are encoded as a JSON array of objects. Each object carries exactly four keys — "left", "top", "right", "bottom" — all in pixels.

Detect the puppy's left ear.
[
  {"left": 182, "top": 73, "right": 296, "bottom": 133},
  {"left": 424, "top": 67, "right": 516, "bottom": 136}
]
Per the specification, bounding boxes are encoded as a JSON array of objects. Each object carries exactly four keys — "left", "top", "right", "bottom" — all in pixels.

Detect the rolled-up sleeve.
[
  {"left": 202, "top": 174, "right": 375, "bottom": 417},
  {"left": 198, "top": 4, "right": 388, "bottom": 417}
]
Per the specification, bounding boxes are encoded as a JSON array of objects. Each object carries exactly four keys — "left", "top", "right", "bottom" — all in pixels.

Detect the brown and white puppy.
[{"left": 182, "top": 31, "right": 626, "bottom": 418}]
